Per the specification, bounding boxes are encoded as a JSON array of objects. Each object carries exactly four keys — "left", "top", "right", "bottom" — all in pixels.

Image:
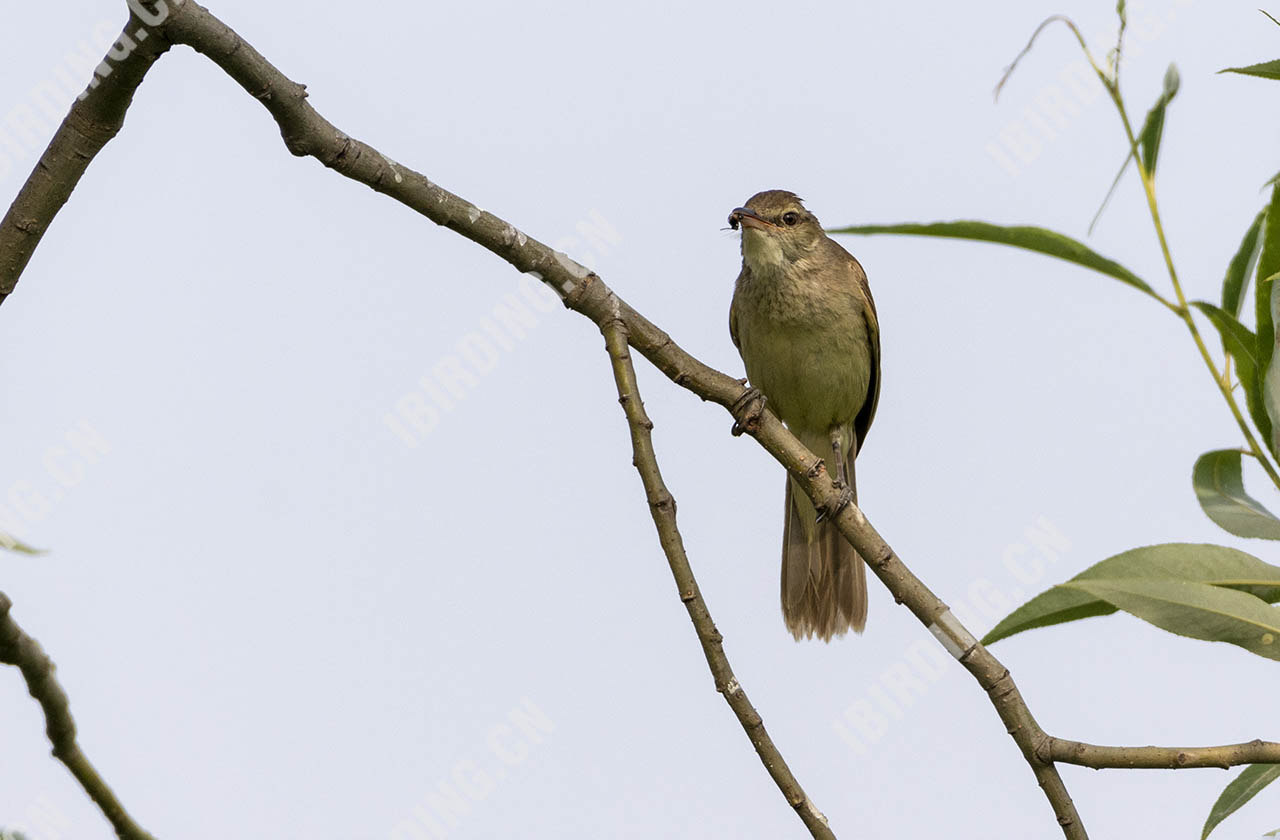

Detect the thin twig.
[
  {"left": 1047, "top": 737, "right": 1280, "bottom": 770},
  {"left": 995, "top": 15, "right": 1100, "bottom": 101},
  {"left": 0, "top": 593, "right": 155, "bottom": 840},
  {"left": 600, "top": 318, "right": 835, "bottom": 839}
]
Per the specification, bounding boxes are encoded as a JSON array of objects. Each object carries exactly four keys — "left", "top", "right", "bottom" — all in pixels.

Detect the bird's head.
[{"left": 728, "top": 190, "right": 824, "bottom": 272}]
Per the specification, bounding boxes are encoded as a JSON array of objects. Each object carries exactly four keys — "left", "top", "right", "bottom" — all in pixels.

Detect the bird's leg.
[
  {"left": 730, "top": 380, "right": 767, "bottom": 437},
  {"left": 816, "top": 427, "right": 855, "bottom": 523},
  {"left": 830, "top": 432, "right": 849, "bottom": 488}
]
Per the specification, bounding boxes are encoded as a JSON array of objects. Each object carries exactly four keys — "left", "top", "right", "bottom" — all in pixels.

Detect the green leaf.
[
  {"left": 1256, "top": 184, "right": 1280, "bottom": 454},
  {"left": 1193, "top": 450, "right": 1280, "bottom": 539},
  {"left": 0, "top": 531, "right": 43, "bottom": 555},
  {"left": 1222, "top": 209, "right": 1266, "bottom": 318},
  {"left": 1192, "top": 302, "right": 1260, "bottom": 369},
  {"left": 1088, "top": 154, "right": 1135, "bottom": 234},
  {"left": 1184, "top": 305, "right": 1270, "bottom": 451},
  {"left": 1218, "top": 10, "right": 1280, "bottom": 82},
  {"left": 828, "top": 221, "right": 1157, "bottom": 299},
  {"left": 1139, "top": 63, "right": 1179, "bottom": 176},
  {"left": 1267, "top": 276, "right": 1280, "bottom": 458},
  {"left": 980, "top": 587, "right": 1117, "bottom": 647},
  {"left": 1220, "top": 60, "right": 1280, "bottom": 80},
  {"left": 1202, "top": 764, "right": 1280, "bottom": 839},
  {"left": 1063, "top": 577, "right": 1280, "bottom": 660},
  {"left": 1088, "top": 64, "right": 1180, "bottom": 233},
  {"left": 981, "top": 543, "right": 1280, "bottom": 645}
]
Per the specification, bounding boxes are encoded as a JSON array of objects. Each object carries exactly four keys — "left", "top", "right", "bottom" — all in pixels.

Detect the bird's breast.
[{"left": 732, "top": 268, "right": 872, "bottom": 434}]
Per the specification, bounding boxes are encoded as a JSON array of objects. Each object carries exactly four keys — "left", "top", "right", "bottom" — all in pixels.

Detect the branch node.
[
  {"left": 651, "top": 496, "right": 675, "bottom": 515},
  {"left": 560, "top": 271, "right": 594, "bottom": 309},
  {"left": 1034, "top": 734, "right": 1055, "bottom": 764}
]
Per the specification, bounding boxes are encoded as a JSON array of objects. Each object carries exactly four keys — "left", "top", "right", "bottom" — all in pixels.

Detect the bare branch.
[
  {"left": 1047, "top": 737, "right": 1280, "bottom": 770},
  {"left": 0, "top": 12, "right": 169, "bottom": 305},
  {"left": 600, "top": 318, "right": 835, "bottom": 839},
  {"left": 0, "top": 592, "right": 155, "bottom": 840}
]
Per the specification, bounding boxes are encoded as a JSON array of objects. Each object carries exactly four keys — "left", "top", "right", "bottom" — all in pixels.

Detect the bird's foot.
[
  {"left": 816, "top": 483, "right": 854, "bottom": 524},
  {"left": 730, "top": 383, "right": 766, "bottom": 437}
]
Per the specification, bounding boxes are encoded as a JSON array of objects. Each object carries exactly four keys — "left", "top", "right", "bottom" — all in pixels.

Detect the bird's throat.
[{"left": 742, "top": 230, "right": 787, "bottom": 278}]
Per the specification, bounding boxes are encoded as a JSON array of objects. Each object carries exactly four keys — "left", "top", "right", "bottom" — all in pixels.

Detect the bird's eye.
[{"left": 782, "top": 212, "right": 799, "bottom": 226}]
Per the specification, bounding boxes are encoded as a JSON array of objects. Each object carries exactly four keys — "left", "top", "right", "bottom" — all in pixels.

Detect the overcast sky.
[{"left": 2, "top": 1, "right": 1280, "bottom": 838}]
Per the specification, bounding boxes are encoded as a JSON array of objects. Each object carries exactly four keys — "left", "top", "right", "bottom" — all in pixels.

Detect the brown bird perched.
[{"left": 728, "top": 190, "right": 880, "bottom": 641}]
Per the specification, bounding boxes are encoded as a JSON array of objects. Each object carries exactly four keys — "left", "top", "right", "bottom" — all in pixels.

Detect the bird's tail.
[{"left": 780, "top": 434, "right": 867, "bottom": 641}]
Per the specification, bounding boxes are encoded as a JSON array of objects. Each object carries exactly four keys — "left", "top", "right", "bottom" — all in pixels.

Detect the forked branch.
[{"left": 601, "top": 318, "right": 834, "bottom": 838}]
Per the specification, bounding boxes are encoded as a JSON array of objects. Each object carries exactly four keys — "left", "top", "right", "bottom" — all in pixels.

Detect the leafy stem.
[{"left": 1101, "top": 60, "right": 1280, "bottom": 492}]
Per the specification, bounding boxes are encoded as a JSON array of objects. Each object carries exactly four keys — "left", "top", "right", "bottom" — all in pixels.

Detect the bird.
[{"left": 728, "top": 190, "right": 880, "bottom": 641}]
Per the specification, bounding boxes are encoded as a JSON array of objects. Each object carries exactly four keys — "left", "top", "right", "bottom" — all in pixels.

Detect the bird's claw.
[
  {"left": 816, "top": 484, "right": 854, "bottom": 524},
  {"left": 730, "top": 385, "right": 766, "bottom": 437}
]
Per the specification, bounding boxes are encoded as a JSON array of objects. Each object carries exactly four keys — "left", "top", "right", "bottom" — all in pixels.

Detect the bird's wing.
[
  {"left": 729, "top": 267, "right": 747, "bottom": 351},
  {"left": 852, "top": 258, "right": 880, "bottom": 450}
]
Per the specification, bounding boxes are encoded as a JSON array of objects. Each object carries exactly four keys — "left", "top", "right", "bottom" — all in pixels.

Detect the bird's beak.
[{"left": 728, "top": 207, "right": 776, "bottom": 232}]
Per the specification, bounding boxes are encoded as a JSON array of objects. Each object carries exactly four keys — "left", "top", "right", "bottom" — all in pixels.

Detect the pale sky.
[{"left": 2, "top": 1, "right": 1279, "bottom": 838}]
